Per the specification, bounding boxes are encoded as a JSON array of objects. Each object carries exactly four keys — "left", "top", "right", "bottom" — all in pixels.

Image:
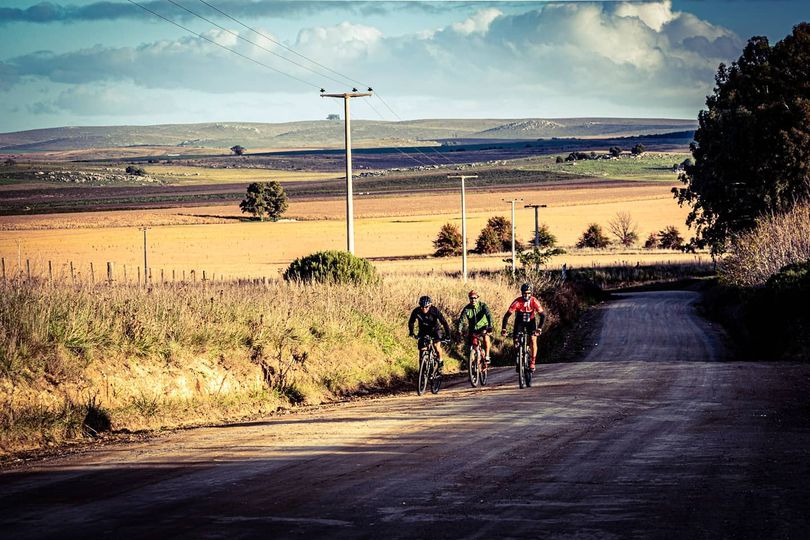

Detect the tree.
[
  {"left": 532, "top": 223, "right": 557, "bottom": 249},
  {"left": 230, "top": 145, "right": 246, "bottom": 156},
  {"left": 607, "top": 211, "right": 639, "bottom": 247},
  {"left": 643, "top": 233, "right": 659, "bottom": 249},
  {"left": 125, "top": 165, "right": 146, "bottom": 176},
  {"left": 474, "top": 225, "right": 501, "bottom": 254},
  {"left": 576, "top": 223, "right": 610, "bottom": 249},
  {"left": 239, "top": 181, "right": 288, "bottom": 221},
  {"left": 673, "top": 24, "right": 810, "bottom": 253},
  {"left": 631, "top": 143, "right": 646, "bottom": 156},
  {"left": 609, "top": 146, "right": 622, "bottom": 158},
  {"left": 518, "top": 246, "right": 566, "bottom": 273},
  {"left": 433, "top": 223, "right": 463, "bottom": 257},
  {"left": 326, "top": 114, "right": 340, "bottom": 121},
  {"left": 658, "top": 226, "right": 684, "bottom": 250},
  {"left": 555, "top": 156, "right": 564, "bottom": 164},
  {"left": 486, "top": 216, "right": 525, "bottom": 252}
]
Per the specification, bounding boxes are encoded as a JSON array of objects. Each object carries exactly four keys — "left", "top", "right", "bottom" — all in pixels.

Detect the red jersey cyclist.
[{"left": 501, "top": 283, "right": 546, "bottom": 372}]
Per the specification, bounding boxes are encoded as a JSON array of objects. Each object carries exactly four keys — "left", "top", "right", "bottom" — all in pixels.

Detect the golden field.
[{"left": 0, "top": 180, "right": 697, "bottom": 280}]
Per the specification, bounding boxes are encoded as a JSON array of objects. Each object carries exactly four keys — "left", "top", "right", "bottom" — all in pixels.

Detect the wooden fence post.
[
  {"left": 107, "top": 262, "right": 114, "bottom": 284},
  {"left": 1, "top": 257, "right": 5, "bottom": 282},
  {"left": 48, "top": 261, "right": 53, "bottom": 283},
  {"left": 90, "top": 262, "right": 95, "bottom": 284},
  {"left": 70, "top": 261, "right": 75, "bottom": 285},
  {"left": 202, "top": 270, "right": 207, "bottom": 283},
  {"left": 182, "top": 270, "right": 186, "bottom": 282},
  {"left": 26, "top": 259, "right": 31, "bottom": 282},
  {"left": 172, "top": 269, "right": 176, "bottom": 282},
  {"left": 137, "top": 267, "right": 141, "bottom": 286},
  {"left": 123, "top": 264, "right": 127, "bottom": 284},
  {"left": 191, "top": 270, "right": 196, "bottom": 283},
  {"left": 160, "top": 269, "right": 164, "bottom": 284}
]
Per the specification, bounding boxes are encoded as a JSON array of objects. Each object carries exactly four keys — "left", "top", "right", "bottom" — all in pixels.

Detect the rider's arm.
[
  {"left": 482, "top": 302, "right": 494, "bottom": 330},
  {"left": 436, "top": 307, "right": 451, "bottom": 337},
  {"left": 501, "top": 311, "right": 511, "bottom": 333},
  {"left": 408, "top": 308, "right": 418, "bottom": 336}
]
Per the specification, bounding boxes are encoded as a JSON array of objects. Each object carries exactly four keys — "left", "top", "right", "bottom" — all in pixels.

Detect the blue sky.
[{"left": 1, "top": 1, "right": 808, "bottom": 132}]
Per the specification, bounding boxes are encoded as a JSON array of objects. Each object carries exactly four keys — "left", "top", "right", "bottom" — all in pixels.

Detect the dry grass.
[
  {"left": 720, "top": 202, "right": 810, "bottom": 287},
  {"left": 0, "top": 273, "right": 524, "bottom": 456}
]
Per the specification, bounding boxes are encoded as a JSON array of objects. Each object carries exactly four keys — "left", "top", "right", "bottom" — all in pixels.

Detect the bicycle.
[
  {"left": 514, "top": 329, "right": 533, "bottom": 389},
  {"left": 415, "top": 335, "right": 445, "bottom": 395},
  {"left": 467, "top": 331, "right": 489, "bottom": 387}
]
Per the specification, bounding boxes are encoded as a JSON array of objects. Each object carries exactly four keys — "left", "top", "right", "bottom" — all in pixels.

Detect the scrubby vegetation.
[
  {"left": 433, "top": 223, "right": 463, "bottom": 257},
  {"left": 283, "top": 250, "right": 378, "bottom": 285},
  {"left": 576, "top": 224, "right": 611, "bottom": 249}
]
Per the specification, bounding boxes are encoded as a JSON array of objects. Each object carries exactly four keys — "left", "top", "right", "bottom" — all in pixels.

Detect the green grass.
[{"left": 517, "top": 152, "right": 690, "bottom": 181}]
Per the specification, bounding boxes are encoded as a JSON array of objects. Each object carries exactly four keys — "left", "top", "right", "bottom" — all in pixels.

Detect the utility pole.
[
  {"left": 524, "top": 203, "right": 548, "bottom": 248},
  {"left": 140, "top": 227, "right": 150, "bottom": 285},
  {"left": 504, "top": 198, "right": 523, "bottom": 277},
  {"left": 321, "top": 89, "right": 373, "bottom": 254},
  {"left": 449, "top": 175, "right": 478, "bottom": 281}
]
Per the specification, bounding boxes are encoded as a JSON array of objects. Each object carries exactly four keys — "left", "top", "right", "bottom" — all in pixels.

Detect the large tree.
[
  {"left": 240, "top": 181, "right": 288, "bottom": 221},
  {"left": 674, "top": 23, "right": 810, "bottom": 253}
]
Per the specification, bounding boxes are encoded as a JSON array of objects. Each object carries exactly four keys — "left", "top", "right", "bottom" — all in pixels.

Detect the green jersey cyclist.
[{"left": 456, "top": 289, "right": 494, "bottom": 364}]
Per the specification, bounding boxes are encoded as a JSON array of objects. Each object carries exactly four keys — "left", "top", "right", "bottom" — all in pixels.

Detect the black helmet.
[
  {"left": 520, "top": 283, "right": 533, "bottom": 295},
  {"left": 419, "top": 295, "right": 432, "bottom": 308}
]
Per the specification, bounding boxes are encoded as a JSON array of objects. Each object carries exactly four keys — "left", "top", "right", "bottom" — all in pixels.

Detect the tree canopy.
[
  {"left": 239, "top": 181, "right": 288, "bottom": 221},
  {"left": 674, "top": 23, "right": 810, "bottom": 252}
]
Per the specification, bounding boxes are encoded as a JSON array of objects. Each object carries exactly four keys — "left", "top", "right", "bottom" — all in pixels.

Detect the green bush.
[{"left": 283, "top": 250, "right": 378, "bottom": 285}]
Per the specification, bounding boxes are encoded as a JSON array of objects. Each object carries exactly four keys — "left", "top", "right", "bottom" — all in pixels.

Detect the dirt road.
[{"left": 2, "top": 291, "right": 809, "bottom": 538}]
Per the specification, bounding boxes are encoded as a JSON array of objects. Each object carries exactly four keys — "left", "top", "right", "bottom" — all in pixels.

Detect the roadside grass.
[
  {"left": 0, "top": 273, "right": 521, "bottom": 456},
  {"left": 565, "top": 261, "right": 716, "bottom": 290}
]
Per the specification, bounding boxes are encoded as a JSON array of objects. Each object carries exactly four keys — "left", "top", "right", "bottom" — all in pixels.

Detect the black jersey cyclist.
[{"left": 408, "top": 295, "right": 451, "bottom": 368}]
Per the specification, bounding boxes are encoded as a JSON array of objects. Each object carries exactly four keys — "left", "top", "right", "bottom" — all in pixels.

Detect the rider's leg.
[
  {"left": 434, "top": 342, "right": 444, "bottom": 363},
  {"left": 484, "top": 334, "right": 491, "bottom": 362},
  {"left": 529, "top": 334, "right": 538, "bottom": 370}
]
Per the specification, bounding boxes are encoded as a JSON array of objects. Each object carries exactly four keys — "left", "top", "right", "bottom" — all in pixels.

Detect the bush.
[
  {"left": 609, "top": 146, "right": 622, "bottom": 157},
  {"left": 643, "top": 233, "right": 659, "bottom": 249},
  {"left": 434, "top": 223, "right": 463, "bottom": 257},
  {"left": 125, "top": 165, "right": 146, "bottom": 176},
  {"left": 555, "top": 156, "right": 564, "bottom": 164},
  {"left": 657, "top": 226, "right": 684, "bottom": 250},
  {"left": 721, "top": 202, "right": 810, "bottom": 286},
  {"left": 576, "top": 224, "right": 610, "bottom": 249},
  {"left": 631, "top": 143, "right": 646, "bottom": 156},
  {"left": 230, "top": 145, "right": 246, "bottom": 156},
  {"left": 475, "top": 224, "right": 501, "bottom": 254},
  {"left": 283, "top": 250, "right": 378, "bottom": 285}
]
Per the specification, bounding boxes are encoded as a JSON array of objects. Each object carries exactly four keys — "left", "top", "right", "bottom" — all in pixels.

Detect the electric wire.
[
  {"left": 197, "top": 0, "right": 370, "bottom": 89},
  {"left": 165, "top": 0, "right": 351, "bottom": 88},
  {"left": 125, "top": 0, "right": 322, "bottom": 89}
]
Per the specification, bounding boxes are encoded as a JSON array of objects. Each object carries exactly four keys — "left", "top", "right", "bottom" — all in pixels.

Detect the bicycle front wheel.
[
  {"left": 468, "top": 348, "right": 479, "bottom": 387},
  {"left": 417, "top": 352, "right": 429, "bottom": 396},
  {"left": 523, "top": 346, "right": 533, "bottom": 388},
  {"left": 430, "top": 358, "right": 442, "bottom": 394}
]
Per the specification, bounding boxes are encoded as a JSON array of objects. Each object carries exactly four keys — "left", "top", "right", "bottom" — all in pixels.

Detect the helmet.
[
  {"left": 468, "top": 290, "right": 479, "bottom": 299},
  {"left": 418, "top": 295, "right": 432, "bottom": 308},
  {"left": 520, "top": 283, "right": 533, "bottom": 295}
]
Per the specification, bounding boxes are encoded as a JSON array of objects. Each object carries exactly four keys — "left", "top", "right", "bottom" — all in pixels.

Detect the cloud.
[
  {"left": 0, "top": 1, "right": 442, "bottom": 25},
  {"left": 3, "top": 2, "right": 745, "bottom": 119},
  {"left": 451, "top": 8, "right": 502, "bottom": 36}
]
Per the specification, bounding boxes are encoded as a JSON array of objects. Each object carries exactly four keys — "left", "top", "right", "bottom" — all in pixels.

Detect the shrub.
[
  {"left": 721, "top": 202, "right": 810, "bottom": 286},
  {"left": 555, "top": 156, "right": 564, "bottom": 164},
  {"left": 283, "top": 250, "right": 378, "bottom": 285},
  {"left": 657, "top": 226, "right": 684, "bottom": 250},
  {"left": 230, "top": 145, "right": 246, "bottom": 155},
  {"left": 434, "top": 223, "right": 463, "bottom": 257},
  {"left": 475, "top": 224, "right": 501, "bottom": 254},
  {"left": 631, "top": 143, "right": 646, "bottom": 156},
  {"left": 531, "top": 223, "right": 557, "bottom": 249},
  {"left": 125, "top": 165, "right": 146, "bottom": 176},
  {"left": 576, "top": 224, "right": 610, "bottom": 249},
  {"left": 643, "top": 233, "right": 659, "bottom": 249},
  {"left": 609, "top": 146, "right": 622, "bottom": 157}
]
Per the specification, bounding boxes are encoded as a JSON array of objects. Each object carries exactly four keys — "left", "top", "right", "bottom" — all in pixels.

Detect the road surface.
[{"left": 2, "top": 290, "right": 809, "bottom": 539}]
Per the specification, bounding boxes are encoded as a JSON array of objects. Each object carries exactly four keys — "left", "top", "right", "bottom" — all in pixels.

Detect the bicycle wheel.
[
  {"left": 417, "top": 351, "right": 429, "bottom": 396},
  {"left": 518, "top": 341, "right": 526, "bottom": 389},
  {"left": 430, "top": 354, "right": 442, "bottom": 394},
  {"left": 524, "top": 347, "right": 533, "bottom": 388},
  {"left": 480, "top": 349, "right": 488, "bottom": 386},
  {"left": 468, "top": 348, "right": 479, "bottom": 387}
]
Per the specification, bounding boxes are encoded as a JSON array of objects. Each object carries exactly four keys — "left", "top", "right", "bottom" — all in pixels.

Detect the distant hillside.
[{"left": 0, "top": 118, "right": 698, "bottom": 152}]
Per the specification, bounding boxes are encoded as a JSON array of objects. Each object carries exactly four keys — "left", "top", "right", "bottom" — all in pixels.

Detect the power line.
[
  {"left": 165, "top": 0, "right": 351, "bottom": 88},
  {"left": 124, "top": 0, "right": 322, "bottom": 89},
  {"left": 197, "top": 0, "right": 369, "bottom": 89}
]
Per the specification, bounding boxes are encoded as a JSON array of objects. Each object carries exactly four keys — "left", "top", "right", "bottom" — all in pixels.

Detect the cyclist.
[
  {"left": 408, "top": 295, "right": 451, "bottom": 369},
  {"left": 501, "top": 283, "right": 546, "bottom": 372},
  {"left": 456, "top": 290, "right": 494, "bottom": 364}
]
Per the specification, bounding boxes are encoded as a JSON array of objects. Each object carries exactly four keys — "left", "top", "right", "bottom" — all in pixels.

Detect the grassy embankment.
[{"left": 2, "top": 272, "right": 594, "bottom": 458}]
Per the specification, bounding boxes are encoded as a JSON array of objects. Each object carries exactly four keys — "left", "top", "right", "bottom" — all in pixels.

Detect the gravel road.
[{"left": 2, "top": 290, "right": 809, "bottom": 539}]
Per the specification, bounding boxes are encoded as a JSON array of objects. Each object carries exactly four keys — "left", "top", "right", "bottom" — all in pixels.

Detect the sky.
[{"left": 1, "top": 0, "right": 808, "bottom": 133}]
